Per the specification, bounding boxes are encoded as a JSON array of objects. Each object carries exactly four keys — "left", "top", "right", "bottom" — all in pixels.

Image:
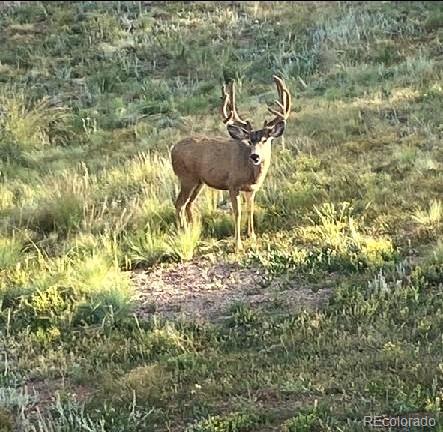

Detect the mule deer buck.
[{"left": 171, "top": 76, "right": 291, "bottom": 251}]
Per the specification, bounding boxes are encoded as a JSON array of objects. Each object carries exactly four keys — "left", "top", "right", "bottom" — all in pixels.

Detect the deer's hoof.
[
  {"left": 235, "top": 242, "right": 243, "bottom": 253},
  {"left": 248, "top": 232, "right": 257, "bottom": 242}
]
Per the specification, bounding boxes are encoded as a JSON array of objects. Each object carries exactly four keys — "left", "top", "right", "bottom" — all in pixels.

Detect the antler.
[
  {"left": 221, "top": 81, "right": 250, "bottom": 129},
  {"left": 264, "top": 75, "right": 292, "bottom": 129}
]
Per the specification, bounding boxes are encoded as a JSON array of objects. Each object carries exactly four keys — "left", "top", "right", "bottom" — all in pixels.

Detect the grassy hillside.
[{"left": 0, "top": 1, "right": 442, "bottom": 430}]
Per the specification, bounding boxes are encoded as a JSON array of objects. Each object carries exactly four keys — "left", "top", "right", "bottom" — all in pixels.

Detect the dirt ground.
[{"left": 131, "top": 258, "right": 333, "bottom": 323}]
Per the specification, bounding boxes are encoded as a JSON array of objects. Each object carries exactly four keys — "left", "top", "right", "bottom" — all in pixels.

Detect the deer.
[{"left": 170, "top": 75, "right": 291, "bottom": 252}]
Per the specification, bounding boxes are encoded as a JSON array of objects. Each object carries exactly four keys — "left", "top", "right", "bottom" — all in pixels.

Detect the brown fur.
[
  {"left": 170, "top": 133, "right": 273, "bottom": 252},
  {"left": 170, "top": 76, "right": 291, "bottom": 251},
  {"left": 171, "top": 136, "right": 271, "bottom": 192}
]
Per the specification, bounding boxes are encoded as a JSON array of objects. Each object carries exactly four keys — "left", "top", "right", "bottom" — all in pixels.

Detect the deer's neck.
[
  {"left": 248, "top": 159, "right": 270, "bottom": 185},
  {"left": 238, "top": 146, "right": 271, "bottom": 191}
]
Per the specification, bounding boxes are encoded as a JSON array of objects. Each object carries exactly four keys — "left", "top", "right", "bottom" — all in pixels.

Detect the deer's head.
[{"left": 221, "top": 76, "right": 291, "bottom": 166}]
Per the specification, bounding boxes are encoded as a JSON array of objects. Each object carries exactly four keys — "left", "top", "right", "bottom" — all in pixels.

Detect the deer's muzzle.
[{"left": 250, "top": 154, "right": 261, "bottom": 165}]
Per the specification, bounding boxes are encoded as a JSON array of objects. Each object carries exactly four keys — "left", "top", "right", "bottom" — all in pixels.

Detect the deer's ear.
[
  {"left": 227, "top": 124, "right": 249, "bottom": 141},
  {"left": 268, "top": 120, "right": 286, "bottom": 138}
]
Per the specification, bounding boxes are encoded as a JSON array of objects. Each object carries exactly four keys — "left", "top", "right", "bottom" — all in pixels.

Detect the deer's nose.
[{"left": 250, "top": 154, "right": 261, "bottom": 165}]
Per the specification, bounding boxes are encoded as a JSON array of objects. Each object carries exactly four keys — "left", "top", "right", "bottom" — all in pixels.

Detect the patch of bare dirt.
[
  {"left": 16, "top": 378, "right": 94, "bottom": 424},
  {"left": 131, "top": 258, "right": 333, "bottom": 322}
]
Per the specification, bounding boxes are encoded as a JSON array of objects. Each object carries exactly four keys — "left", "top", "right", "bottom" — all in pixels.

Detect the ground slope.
[{"left": 0, "top": 1, "right": 442, "bottom": 431}]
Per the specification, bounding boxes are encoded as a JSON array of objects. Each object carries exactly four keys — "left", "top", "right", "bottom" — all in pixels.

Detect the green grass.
[{"left": 0, "top": 1, "right": 442, "bottom": 431}]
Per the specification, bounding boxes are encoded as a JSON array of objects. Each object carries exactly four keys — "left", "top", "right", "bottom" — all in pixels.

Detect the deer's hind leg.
[
  {"left": 175, "top": 178, "right": 199, "bottom": 229},
  {"left": 185, "top": 183, "right": 203, "bottom": 225}
]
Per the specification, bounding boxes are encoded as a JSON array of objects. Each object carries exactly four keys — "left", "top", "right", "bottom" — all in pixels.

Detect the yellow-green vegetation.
[{"left": 0, "top": 1, "right": 442, "bottom": 431}]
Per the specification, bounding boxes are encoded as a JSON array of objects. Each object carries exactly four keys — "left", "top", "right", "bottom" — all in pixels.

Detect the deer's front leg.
[
  {"left": 229, "top": 188, "right": 242, "bottom": 252},
  {"left": 244, "top": 191, "right": 256, "bottom": 241}
]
